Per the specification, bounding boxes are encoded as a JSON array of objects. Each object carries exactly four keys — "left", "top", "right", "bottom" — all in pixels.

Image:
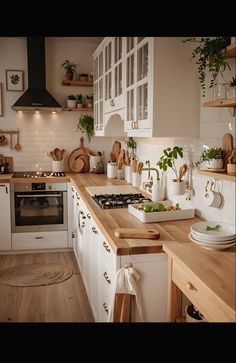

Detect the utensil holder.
[
  {"left": 107, "top": 163, "right": 117, "bottom": 178},
  {"left": 52, "top": 160, "right": 64, "bottom": 172},
  {"left": 171, "top": 180, "right": 186, "bottom": 195},
  {"left": 125, "top": 165, "right": 133, "bottom": 183},
  {"left": 132, "top": 172, "right": 141, "bottom": 187}
]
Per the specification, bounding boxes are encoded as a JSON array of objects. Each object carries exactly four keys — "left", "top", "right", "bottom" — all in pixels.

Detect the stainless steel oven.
[{"left": 11, "top": 182, "right": 68, "bottom": 233}]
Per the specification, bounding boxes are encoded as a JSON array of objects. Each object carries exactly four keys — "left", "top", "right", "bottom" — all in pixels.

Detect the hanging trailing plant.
[
  {"left": 77, "top": 114, "right": 94, "bottom": 142},
  {"left": 183, "top": 37, "right": 231, "bottom": 96}
]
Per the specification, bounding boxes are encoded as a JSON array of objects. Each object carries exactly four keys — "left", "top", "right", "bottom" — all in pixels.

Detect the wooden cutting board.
[
  {"left": 114, "top": 228, "right": 160, "bottom": 239},
  {"left": 68, "top": 137, "right": 92, "bottom": 172},
  {"left": 222, "top": 133, "right": 234, "bottom": 168}
]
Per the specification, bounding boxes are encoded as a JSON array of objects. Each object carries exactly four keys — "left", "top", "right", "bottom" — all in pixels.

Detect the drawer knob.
[{"left": 186, "top": 282, "right": 194, "bottom": 290}]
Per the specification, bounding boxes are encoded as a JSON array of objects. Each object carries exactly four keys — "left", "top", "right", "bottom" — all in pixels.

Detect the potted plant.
[
  {"left": 183, "top": 37, "right": 231, "bottom": 97},
  {"left": 67, "top": 94, "right": 76, "bottom": 108},
  {"left": 86, "top": 94, "right": 93, "bottom": 108},
  {"left": 227, "top": 76, "right": 236, "bottom": 99},
  {"left": 195, "top": 147, "right": 224, "bottom": 169},
  {"left": 76, "top": 94, "right": 83, "bottom": 108},
  {"left": 77, "top": 114, "right": 94, "bottom": 142},
  {"left": 156, "top": 146, "right": 185, "bottom": 195},
  {"left": 60, "top": 60, "right": 77, "bottom": 81}
]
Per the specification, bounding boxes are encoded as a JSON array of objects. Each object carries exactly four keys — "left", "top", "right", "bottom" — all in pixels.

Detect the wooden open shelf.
[
  {"left": 198, "top": 169, "right": 236, "bottom": 182},
  {"left": 203, "top": 98, "right": 236, "bottom": 108},
  {"left": 62, "top": 107, "right": 93, "bottom": 112},
  {"left": 61, "top": 80, "right": 93, "bottom": 87},
  {"left": 225, "top": 42, "right": 236, "bottom": 58}
]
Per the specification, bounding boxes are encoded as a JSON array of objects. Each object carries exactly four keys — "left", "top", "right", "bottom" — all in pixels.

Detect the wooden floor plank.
[{"left": 0, "top": 252, "right": 94, "bottom": 322}]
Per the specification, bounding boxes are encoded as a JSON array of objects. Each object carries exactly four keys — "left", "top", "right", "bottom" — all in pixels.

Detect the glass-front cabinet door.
[
  {"left": 124, "top": 37, "right": 152, "bottom": 135},
  {"left": 104, "top": 37, "right": 124, "bottom": 114},
  {"left": 93, "top": 42, "right": 104, "bottom": 135}
]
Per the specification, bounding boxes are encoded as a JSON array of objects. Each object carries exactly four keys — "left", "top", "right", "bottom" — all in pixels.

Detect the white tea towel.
[{"left": 108, "top": 265, "right": 143, "bottom": 322}]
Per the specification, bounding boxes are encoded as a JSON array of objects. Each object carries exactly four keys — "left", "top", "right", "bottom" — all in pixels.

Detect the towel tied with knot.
[{"left": 108, "top": 264, "right": 144, "bottom": 322}]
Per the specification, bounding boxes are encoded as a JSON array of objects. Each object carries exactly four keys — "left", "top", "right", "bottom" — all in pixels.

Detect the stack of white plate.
[{"left": 189, "top": 221, "right": 236, "bottom": 250}]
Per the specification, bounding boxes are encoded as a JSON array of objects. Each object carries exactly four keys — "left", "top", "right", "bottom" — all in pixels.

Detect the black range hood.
[{"left": 12, "top": 37, "right": 62, "bottom": 112}]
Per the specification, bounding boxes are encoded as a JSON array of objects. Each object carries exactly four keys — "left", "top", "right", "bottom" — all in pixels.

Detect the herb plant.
[
  {"left": 195, "top": 147, "right": 223, "bottom": 167},
  {"left": 68, "top": 94, "right": 76, "bottom": 100},
  {"left": 156, "top": 146, "right": 183, "bottom": 180},
  {"left": 229, "top": 76, "right": 236, "bottom": 87},
  {"left": 183, "top": 37, "right": 231, "bottom": 96},
  {"left": 77, "top": 114, "right": 94, "bottom": 142}
]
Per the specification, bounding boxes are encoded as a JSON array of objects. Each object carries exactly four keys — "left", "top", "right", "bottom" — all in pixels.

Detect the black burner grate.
[{"left": 92, "top": 193, "right": 151, "bottom": 209}]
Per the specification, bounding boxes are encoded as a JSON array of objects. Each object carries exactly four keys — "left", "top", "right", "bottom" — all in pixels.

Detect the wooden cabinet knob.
[{"left": 186, "top": 281, "right": 194, "bottom": 290}]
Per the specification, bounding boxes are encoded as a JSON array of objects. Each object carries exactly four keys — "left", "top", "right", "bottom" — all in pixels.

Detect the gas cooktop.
[
  {"left": 92, "top": 193, "right": 152, "bottom": 209},
  {"left": 13, "top": 171, "right": 66, "bottom": 178}
]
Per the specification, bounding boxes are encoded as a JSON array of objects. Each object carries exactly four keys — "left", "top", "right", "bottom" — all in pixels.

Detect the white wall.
[{"left": 0, "top": 37, "right": 113, "bottom": 172}]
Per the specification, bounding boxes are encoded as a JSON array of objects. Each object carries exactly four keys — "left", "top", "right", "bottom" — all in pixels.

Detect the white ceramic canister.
[
  {"left": 132, "top": 172, "right": 141, "bottom": 187},
  {"left": 171, "top": 180, "right": 186, "bottom": 196},
  {"left": 52, "top": 160, "right": 64, "bottom": 172},
  {"left": 151, "top": 179, "right": 164, "bottom": 202},
  {"left": 125, "top": 165, "right": 133, "bottom": 184},
  {"left": 107, "top": 162, "right": 117, "bottom": 178}
]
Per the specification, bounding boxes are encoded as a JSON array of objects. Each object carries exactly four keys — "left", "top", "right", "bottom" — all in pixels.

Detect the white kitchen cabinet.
[
  {"left": 93, "top": 37, "right": 125, "bottom": 137},
  {"left": 0, "top": 183, "right": 11, "bottom": 251},
  {"left": 124, "top": 37, "right": 200, "bottom": 137},
  {"left": 93, "top": 41, "right": 104, "bottom": 135}
]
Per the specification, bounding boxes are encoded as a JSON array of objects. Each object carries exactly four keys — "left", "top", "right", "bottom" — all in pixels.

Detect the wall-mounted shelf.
[
  {"left": 203, "top": 98, "right": 236, "bottom": 108},
  {"left": 225, "top": 42, "right": 236, "bottom": 58},
  {"left": 62, "top": 107, "right": 93, "bottom": 112},
  {"left": 198, "top": 169, "right": 236, "bottom": 182},
  {"left": 61, "top": 80, "right": 93, "bottom": 87}
]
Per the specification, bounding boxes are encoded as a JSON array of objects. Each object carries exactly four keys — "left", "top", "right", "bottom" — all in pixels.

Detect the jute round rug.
[{"left": 0, "top": 264, "right": 73, "bottom": 287}]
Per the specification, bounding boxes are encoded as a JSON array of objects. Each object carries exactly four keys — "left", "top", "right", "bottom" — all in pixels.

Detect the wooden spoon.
[
  {"left": 178, "top": 164, "right": 188, "bottom": 181},
  {"left": 54, "top": 148, "right": 61, "bottom": 161},
  {"left": 222, "top": 133, "right": 233, "bottom": 169},
  {"left": 15, "top": 132, "right": 21, "bottom": 151},
  {"left": 60, "top": 149, "right": 66, "bottom": 160}
]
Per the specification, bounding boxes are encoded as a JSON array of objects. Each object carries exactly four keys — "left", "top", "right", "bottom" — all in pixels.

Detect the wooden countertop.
[
  {"left": 0, "top": 173, "right": 14, "bottom": 182},
  {"left": 68, "top": 172, "right": 202, "bottom": 256},
  {"left": 163, "top": 242, "right": 236, "bottom": 321}
]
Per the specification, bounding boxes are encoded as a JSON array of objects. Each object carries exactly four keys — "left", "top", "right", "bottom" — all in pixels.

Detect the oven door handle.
[{"left": 16, "top": 194, "right": 62, "bottom": 197}]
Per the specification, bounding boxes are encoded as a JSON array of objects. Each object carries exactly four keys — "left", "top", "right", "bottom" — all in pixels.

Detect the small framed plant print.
[{"left": 6, "top": 70, "right": 24, "bottom": 91}]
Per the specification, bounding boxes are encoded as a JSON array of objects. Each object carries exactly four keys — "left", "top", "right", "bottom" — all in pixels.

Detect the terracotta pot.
[{"left": 65, "top": 72, "right": 73, "bottom": 81}]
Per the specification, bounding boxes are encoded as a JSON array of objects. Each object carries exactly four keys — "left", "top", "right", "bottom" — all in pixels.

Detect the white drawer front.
[{"left": 12, "top": 231, "right": 68, "bottom": 250}]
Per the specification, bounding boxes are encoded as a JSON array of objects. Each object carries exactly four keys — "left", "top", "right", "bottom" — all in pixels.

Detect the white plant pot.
[
  {"left": 67, "top": 99, "right": 76, "bottom": 108},
  {"left": 207, "top": 159, "right": 223, "bottom": 169},
  {"left": 171, "top": 180, "right": 185, "bottom": 195},
  {"left": 77, "top": 102, "right": 83, "bottom": 108}
]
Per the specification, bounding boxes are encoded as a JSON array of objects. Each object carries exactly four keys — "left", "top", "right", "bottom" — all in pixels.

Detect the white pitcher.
[{"left": 152, "top": 179, "right": 164, "bottom": 202}]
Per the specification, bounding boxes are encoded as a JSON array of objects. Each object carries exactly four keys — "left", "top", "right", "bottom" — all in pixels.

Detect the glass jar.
[{"left": 213, "top": 82, "right": 227, "bottom": 100}]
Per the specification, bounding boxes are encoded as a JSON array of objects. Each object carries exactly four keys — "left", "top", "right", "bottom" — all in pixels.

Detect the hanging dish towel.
[{"left": 108, "top": 264, "right": 144, "bottom": 322}]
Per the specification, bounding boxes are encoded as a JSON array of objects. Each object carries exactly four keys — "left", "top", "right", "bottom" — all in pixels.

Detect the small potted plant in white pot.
[
  {"left": 196, "top": 147, "right": 224, "bottom": 169},
  {"left": 76, "top": 94, "right": 83, "bottom": 108},
  {"left": 67, "top": 94, "right": 76, "bottom": 108},
  {"left": 157, "top": 146, "right": 186, "bottom": 195}
]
